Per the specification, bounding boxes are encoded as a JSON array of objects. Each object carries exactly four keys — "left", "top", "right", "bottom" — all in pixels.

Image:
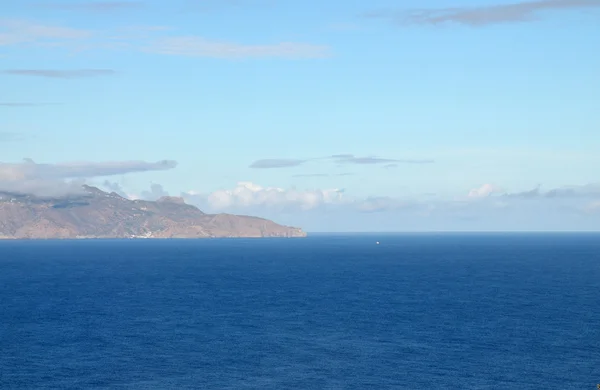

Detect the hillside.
[{"left": 0, "top": 185, "right": 306, "bottom": 239}]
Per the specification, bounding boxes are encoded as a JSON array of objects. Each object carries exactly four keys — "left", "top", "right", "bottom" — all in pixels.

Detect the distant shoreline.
[{"left": 0, "top": 235, "right": 308, "bottom": 240}]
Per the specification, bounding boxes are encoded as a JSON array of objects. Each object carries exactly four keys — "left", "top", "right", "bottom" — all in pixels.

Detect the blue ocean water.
[{"left": 0, "top": 233, "right": 599, "bottom": 389}]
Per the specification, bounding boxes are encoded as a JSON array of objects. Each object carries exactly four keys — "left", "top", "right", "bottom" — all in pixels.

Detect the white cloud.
[
  {"left": 183, "top": 181, "right": 345, "bottom": 212},
  {"left": 467, "top": 183, "right": 503, "bottom": 199},
  {"left": 181, "top": 181, "right": 432, "bottom": 217}
]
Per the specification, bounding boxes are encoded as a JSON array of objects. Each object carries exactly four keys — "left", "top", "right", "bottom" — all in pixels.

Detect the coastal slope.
[{"left": 0, "top": 185, "right": 306, "bottom": 239}]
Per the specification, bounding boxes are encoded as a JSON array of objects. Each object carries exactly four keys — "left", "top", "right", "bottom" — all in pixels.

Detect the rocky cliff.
[{"left": 0, "top": 185, "right": 306, "bottom": 239}]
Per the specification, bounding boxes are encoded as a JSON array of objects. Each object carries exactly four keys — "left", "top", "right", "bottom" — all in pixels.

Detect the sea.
[{"left": 0, "top": 233, "right": 599, "bottom": 389}]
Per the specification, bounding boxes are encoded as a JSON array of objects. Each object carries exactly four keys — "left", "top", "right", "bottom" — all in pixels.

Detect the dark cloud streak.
[
  {"left": 332, "top": 154, "right": 434, "bottom": 165},
  {"left": 249, "top": 159, "right": 306, "bottom": 168},
  {"left": 250, "top": 154, "right": 433, "bottom": 169},
  {"left": 366, "top": 0, "right": 600, "bottom": 27}
]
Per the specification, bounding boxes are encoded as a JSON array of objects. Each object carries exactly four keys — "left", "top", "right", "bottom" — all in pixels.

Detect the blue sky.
[{"left": 1, "top": 0, "right": 600, "bottom": 231}]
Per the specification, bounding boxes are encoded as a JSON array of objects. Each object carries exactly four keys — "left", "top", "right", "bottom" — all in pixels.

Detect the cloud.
[
  {"left": 183, "top": 0, "right": 275, "bottom": 12},
  {"left": 0, "top": 102, "right": 58, "bottom": 107},
  {"left": 367, "top": 0, "right": 600, "bottom": 27},
  {"left": 0, "top": 159, "right": 177, "bottom": 196},
  {"left": 3, "top": 69, "right": 116, "bottom": 78},
  {"left": 250, "top": 154, "right": 433, "bottom": 169},
  {"left": 458, "top": 182, "right": 600, "bottom": 221},
  {"left": 147, "top": 36, "right": 331, "bottom": 59},
  {"left": 546, "top": 185, "right": 599, "bottom": 198},
  {"left": 504, "top": 186, "right": 542, "bottom": 199},
  {"left": 101, "top": 180, "right": 129, "bottom": 197},
  {"left": 249, "top": 159, "right": 306, "bottom": 169},
  {"left": 18, "top": 159, "right": 177, "bottom": 178},
  {"left": 140, "top": 183, "right": 169, "bottom": 200},
  {"left": 505, "top": 183, "right": 600, "bottom": 199},
  {"left": 0, "top": 19, "right": 91, "bottom": 46},
  {"left": 183, "top": 181, "right": 346, "bottom": 212},
  {"left": 356, "top": 196, "right": 416, "bottom": 213},
  {"left": 292, "top": 173, "right": 329, "bottom": 177},
  {"left": 583, "top": 200, "right": 600, "bottom": 214},
  {"left": 292, "top": 173, "right": 354, "bottom": 178},
  {"left": 468, "top": 183, "right": 503, "bottom": 199},
  {"left": 182, "top": 181, "right": 425, "bottom": 216},
  {"left": 105, "top": 182, "right": 170, "bottom": 201},
  {"left": 331, "top": 154, "right": 434, "bottom": 165},
  {"left": 0, "top": 178, "right": 87, "bottom": 198},
  {"left": 465, "top": 182, "right": 600, "bottom": 201},
  {"left": 1, "top": 18, "right": 329, "bottom": 60},
  {"left": 96, "top": 178, "right": 600, "bottom": 231},
  {"left": 33, "top": 1, "right": 144, "bottom": 12},
  {"left": 0, "top": 132, "right": 26, "bottom": 142}
]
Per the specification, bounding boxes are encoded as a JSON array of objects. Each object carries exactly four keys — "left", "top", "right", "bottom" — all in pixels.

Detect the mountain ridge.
[{"left": 0, "top": 185, "right": 306, "bottom": 239}]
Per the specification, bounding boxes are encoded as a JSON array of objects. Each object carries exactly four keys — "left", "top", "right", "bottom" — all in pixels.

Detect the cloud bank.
[
  {"left": 100, "top": 179, "right": 600, "bottom": 231},
  {"left": 0, "top": 159, "right": 177, "bottom": 196},
  {"left": 179, "top": 180, "right": 600, "bottom": 218},
  {"left": 183, "top": 181, "right": 346, "bottom": 212}
]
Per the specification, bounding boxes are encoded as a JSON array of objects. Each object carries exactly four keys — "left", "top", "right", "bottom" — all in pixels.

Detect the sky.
[{"left": 1, "top": 0, "right": 600, "bottom": 232}]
